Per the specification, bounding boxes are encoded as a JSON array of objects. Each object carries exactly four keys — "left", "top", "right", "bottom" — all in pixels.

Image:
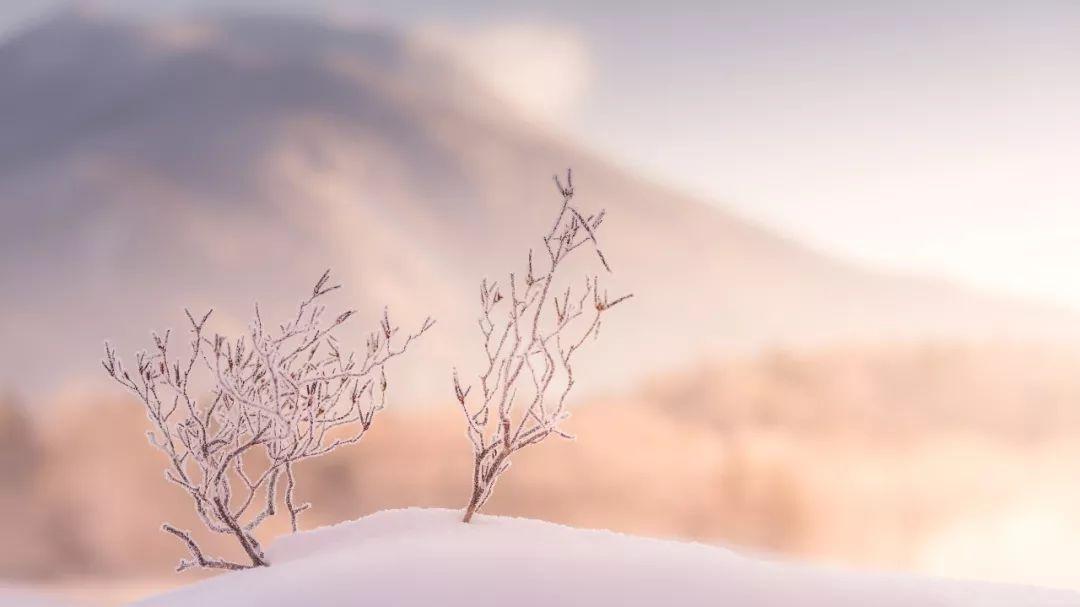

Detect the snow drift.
[{"left": 134, "top": 508, "right": 1078, "bottom": 607}]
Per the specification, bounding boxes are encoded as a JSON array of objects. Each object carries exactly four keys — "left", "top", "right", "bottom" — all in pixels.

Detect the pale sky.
[{"left": 5, "top": 1, "right": 1080, "bottom": 309}]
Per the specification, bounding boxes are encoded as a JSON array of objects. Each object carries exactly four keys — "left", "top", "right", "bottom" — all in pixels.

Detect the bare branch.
[
  {"left": 104, "top": 271, "right": 432, "bottom": 570},
  {"left": 456, "top": 170, "right": 631, "bottom": 522}
]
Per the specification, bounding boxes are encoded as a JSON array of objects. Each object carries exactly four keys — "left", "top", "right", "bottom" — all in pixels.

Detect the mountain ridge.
[{"left": 1, "top": 11, "right": 1077, "bottom": 403}]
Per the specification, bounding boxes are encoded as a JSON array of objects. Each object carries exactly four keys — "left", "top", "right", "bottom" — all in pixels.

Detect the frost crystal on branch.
[
  {"left": 102, "top": 271, "right": 433, "bottom": 570},
  {"left": 455, "top": 170, "right": 632, "bottom": 523}
]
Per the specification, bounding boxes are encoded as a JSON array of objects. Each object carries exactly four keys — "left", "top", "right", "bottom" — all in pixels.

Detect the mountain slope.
[
  {"left": 1, "top": 11, "right": 1076, "bottom": 402},
  {"left": 133, "top": 508, "right": 1079, "bottom": 607}
]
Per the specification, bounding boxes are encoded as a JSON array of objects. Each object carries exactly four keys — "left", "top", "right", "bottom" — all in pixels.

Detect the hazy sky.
[{"left": 5, "top": 1, "right": 1080, "bottom": 308}]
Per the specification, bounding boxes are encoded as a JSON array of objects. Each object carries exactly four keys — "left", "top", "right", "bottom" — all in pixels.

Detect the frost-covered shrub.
[
  {"left": 453, "top": 171, "right": 631, "bottom": 522},
  {"left": 102, "top": 271, "right": 433, "bottom": 570}
]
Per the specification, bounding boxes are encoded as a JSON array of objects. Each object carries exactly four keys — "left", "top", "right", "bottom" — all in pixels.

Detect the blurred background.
[{"left": 3, "top": 0, "right": 1080, "bottom": 603}]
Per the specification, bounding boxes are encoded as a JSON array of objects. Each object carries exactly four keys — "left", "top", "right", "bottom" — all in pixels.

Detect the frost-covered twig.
[
  {"left": 454, "top": 170, "right": 631, "bottom": 523},
  {"left": 103, "top": 271, "right": 433, "bottom": 570}
]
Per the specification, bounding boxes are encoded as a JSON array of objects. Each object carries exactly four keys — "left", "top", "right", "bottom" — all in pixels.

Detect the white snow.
[{"left": 133, "top": 508, "right": 1079, "bottom": 607}]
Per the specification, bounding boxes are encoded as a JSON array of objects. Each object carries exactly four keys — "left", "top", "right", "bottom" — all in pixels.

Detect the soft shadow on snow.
[{"left": 135, "top": 508, "right": 1080, "bottom": 607}]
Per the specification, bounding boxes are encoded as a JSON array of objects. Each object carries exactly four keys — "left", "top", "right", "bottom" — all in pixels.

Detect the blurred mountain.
[
  {"left": 11, "top": 341, "right": 1080, "bottom": 588},
  {"left": 1, "top": 10, "right": 1077, "bottom": 403}
]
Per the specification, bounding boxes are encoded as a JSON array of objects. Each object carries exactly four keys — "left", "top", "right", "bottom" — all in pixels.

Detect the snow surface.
[{"left": 134, "top": 508, "right": 1079, "bottom": 607}]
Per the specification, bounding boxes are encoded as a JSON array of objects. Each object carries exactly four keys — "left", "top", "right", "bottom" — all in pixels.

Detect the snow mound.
[{"left": 135, "top": 508, "right": 1078, "bottom": 606}]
